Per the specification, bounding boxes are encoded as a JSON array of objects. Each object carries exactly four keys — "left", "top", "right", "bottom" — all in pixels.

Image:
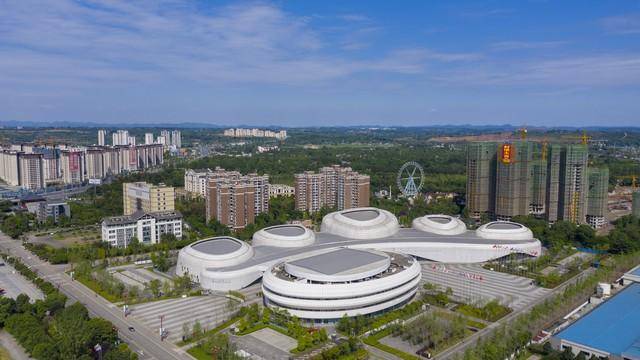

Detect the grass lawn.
[
  {"left": 0, "top": 345, "right": 10, "bottom": 360},
  {"left": 186, "top": 346, "right": 210, "bottom": 360}
]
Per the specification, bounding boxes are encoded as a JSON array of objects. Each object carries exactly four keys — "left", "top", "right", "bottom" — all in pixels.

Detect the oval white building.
[
  {"left": 252, "top": 224, "right": 315, "bottom": 247},
  {"left": 320, "top": 207, "right": 399, "bottom": 239},
  {"left": 262, "top": 248, "right": 421, "bottom": 322},
  {"left": 176, "top": 208, "right": 542, "bottom": 296},
  {"left": 176, "top": 236, "right": 255, "bottom": 286}
]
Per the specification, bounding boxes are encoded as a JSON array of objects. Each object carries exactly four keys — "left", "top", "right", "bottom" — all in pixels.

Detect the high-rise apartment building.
[
  {"left": 60, "top": 150, "right": 86, "bottom": 184},
  {"left": 18, "top": 153, "right": 44, "bottom": 190},
  {"left": 494, "top": 141, "right": 533, "bottom": 221},
  {"left": 112, "top": 130, "right": 129, "bottom": 146},
  {"left": 123, "top": 182, "right": 175, "bottom": 215},
  {"left": 467, "top": 142, "right": 599, "bottom": 227},
  {"left": 0, "top": 151, "right": 21, "bottom": 186},
  {"left": 171, "top": 130, "right": 182, "bottom": 148},
  {"left": 184, "top": 169, "right": 213, "bottom": 197},
  {"left": 466, "top": 142, "right": 497, "bottom": 221},
  {"left": 545, "top": 144, "right": 562, "bottom": 223},
  {"left": 85, "top": 149, "right": 105, "bottom": 180},
  {"left": 205, "top": 168, "right": 270, "bottom": 229},
  {"left": 294, "top": 165, "right": 370, "bottom": 214},
  {"left": 145, "top": 133, "right": 154, "bottom": 145},
  {"left": 586, "top": 167, "right": 609, "bottom": 229},
  {"left": 633, "top": 191, "right": 640, "bottom": 218},
  {"left": 98, "top": 129, "right": 107, "bottom": 146},
  {"left": 558, "top": 145, "right": 589, "bottom": 224}
]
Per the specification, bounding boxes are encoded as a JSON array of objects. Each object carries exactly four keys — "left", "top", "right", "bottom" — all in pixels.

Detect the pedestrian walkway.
[{"left": 420, "top": 262, "right": 550, "bottom": 310}]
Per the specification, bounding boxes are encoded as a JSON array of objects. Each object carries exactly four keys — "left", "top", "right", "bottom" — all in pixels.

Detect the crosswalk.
[
  {"left": 129, "top": 284, "right": 263, "bottom": 343},
  {"left": 420, "top": 262, "right": 550, "bottom": 310}
]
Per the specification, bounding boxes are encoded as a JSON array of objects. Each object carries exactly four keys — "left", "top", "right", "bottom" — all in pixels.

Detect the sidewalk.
[{"left": 0, "top": 330, "right": 31, "bottom": 360}]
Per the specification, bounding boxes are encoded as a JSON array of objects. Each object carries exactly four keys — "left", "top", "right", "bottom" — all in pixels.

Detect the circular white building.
[
  {"left": 412, "top": 214, "right": 467, "bottom": 235},
  {"left": 320, "top": 207, "right": 399, "bottom": 239},
  {"left": 176, "top": 236, "right": 254, "bottom": 284},
  {"left": 252, "top": 224, "right": 315, "bottom": 247},
  {"left": 262, "top": 248, "right": 421, "bottom": 322},
  {"left": 476, "top": 221, "right": 534, "bottom": 241}
]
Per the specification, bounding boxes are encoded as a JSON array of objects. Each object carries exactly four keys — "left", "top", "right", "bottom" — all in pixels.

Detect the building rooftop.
[
  {"left": 555, "top": 282, "right": 640, "bottom": 358},
  {"left": 264, "top": 225, "right": 306, "bottom": 237},
  {"left": 485, "top": 222, "right": 523, "bottom": 230},
  {"left": 341, "top": 209, "right": 380, "bottom": 221},
  {"left": 428, "top": 216, "right": 453, "bottom": 224},
  {"left": 103, "top": 210, "right": 182, "bottom": 226},
  {"left": 191, "top": 237, "right": 243, "bottom": 255},
  {"left": 288, "top": 248, "right": 387, "bottom": 276}
]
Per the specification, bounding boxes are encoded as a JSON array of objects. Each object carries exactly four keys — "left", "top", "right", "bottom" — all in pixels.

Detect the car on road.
[{"left": 128, "top": 327, "right": 135, "bottom": 332}]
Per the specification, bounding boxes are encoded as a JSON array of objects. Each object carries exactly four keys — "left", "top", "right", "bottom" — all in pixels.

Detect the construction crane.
[
  {"left": 519, "top": 127, "right": 528, "bottom": 140},
  {"left": 580, "top": 130, "right": 591, "bottom": 145}
]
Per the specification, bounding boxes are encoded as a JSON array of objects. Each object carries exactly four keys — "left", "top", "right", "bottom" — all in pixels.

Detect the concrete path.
[{"left": 0, "top": 330, "right": 31, "bottom": 360}]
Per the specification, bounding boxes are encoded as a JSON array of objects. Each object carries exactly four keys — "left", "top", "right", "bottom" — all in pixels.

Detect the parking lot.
[
  {"left": 129, "top": 283, "right": 262, "bottom": 343},
  {"left": 0, "top": 262, "right": 44, "bottom": 301},
  {"left": 420, "top": 262, "right": 550, "bottom": 310},
  {"left": 110, "top": 266, "right": 172, "bottom": 288}
]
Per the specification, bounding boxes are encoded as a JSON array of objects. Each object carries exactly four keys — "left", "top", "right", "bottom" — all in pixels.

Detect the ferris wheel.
[{"left": 397, "top": 161, "right": 424, "bottom": 197}]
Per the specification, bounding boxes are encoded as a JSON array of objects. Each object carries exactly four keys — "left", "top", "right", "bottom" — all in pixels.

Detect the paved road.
[
  {"left": 0, "top": 262, "right": 44, "bottom": 301},
  {"left": 0, "top": 233, "right": 193, "bottom": 360}
]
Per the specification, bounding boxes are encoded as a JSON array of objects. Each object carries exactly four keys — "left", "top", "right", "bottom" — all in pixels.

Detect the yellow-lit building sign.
[{"left": 501, "top": 144, "right": 514, "bottom": 164}]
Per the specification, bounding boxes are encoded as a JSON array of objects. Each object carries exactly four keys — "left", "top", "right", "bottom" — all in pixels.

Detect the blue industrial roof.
[
  {"left": 556, "top": 282, "right": 640, "bottom": 357},
  {"left": 631, "top": 266, "right": 640, "bottom": 277}
]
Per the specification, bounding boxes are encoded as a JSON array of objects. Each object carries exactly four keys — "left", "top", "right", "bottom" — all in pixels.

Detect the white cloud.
[
  {"left": 490, "top": 41, "right": 566, "bottom": 51},
  {"left": 0, "top": 1, "right": 472, "bottom": 89},
  {"left": 437, "top": 54, "right": 640, "bottom": 87},
  {"left": 601, "top": 14, "right": 640, "bottom": 35}
]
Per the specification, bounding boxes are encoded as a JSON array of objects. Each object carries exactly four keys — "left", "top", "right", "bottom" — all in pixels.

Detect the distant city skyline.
[{"left": 1, "top": 1, "right": 640, "bottom": 126}]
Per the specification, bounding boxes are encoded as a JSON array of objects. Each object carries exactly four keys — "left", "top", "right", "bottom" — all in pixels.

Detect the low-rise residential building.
[
  {"left": 101, "top": 210, "right": 182, "bottom": 248},
  {"left": 23, "top": 197, "right": 70, "bottom": 223}
]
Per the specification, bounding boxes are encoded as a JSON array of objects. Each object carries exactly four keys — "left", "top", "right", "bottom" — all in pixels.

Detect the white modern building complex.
[{"left": 177, "top": 207, "right": 541, "bottom": 321}]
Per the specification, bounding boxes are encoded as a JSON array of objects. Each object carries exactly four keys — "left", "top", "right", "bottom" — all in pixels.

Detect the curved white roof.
[
  {"left": 284, "top": 248, "right": 390, "bottom": 283},
  {"left": 476, "top": 221, "right": 534, "bottom": 241},
  {"left": 179, "top": 236, "right": 254, "bottom": 268},
  {"left": 252, "top": 224, "right": 316, "bottom": 248},
  {"left": 412, "top": 214, "right": 467, "bottom": 235},
  {"left": 321, "top": 207, "right": 399, "bottom": 239}
]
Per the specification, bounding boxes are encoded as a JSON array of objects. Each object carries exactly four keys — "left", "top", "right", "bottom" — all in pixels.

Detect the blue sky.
[{"left": 1, "top": 0, "right": 640, "bottom": 127}]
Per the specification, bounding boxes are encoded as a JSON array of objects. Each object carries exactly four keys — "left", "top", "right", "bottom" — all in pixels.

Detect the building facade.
[
  {"left": 467, "top": 142, "right": 601, "bottom": 227},
  {"left": 101, "top": 210, "right": 182, "bottom": 248},
  {"left": 18, "top": 153, "right": 44, "bottom": 190},
  {"left": 269, "top": 184, "right": 295, "bottom": 198},
  {"left": 294, "top": 165, "right": 370, "bottom": 214},
  {"left": 466, "top": 142, "right": 497, "bottom": 221},
  {"left": 184, "top": 169, "right": 212, "bottom": 197},
  {"left": 586, "top": 167, "right": 609, "bottom": 229},
  {"left": 205, "top": 168, "right": 270, "bottom": 229},
  {"left": 123, "top": 182, "right": 175, "bottom": 215},
  {"left": 144, "top": 133, "right": 154, "bottom": 145},
  {"left": 0, "top": 143, "right": 164, "bottom": 191},
  {"left": 98, "top": 129, "right": 106, "bottom": 146}
]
